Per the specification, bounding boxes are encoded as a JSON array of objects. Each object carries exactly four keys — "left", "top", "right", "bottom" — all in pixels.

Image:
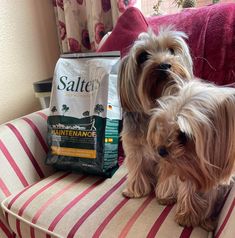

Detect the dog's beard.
[
  {"left": 137, "top": 61, "right": 191, "bottom": 112},
  {"left": 138, "top": 65, "right": 171, "bottom": 108}
]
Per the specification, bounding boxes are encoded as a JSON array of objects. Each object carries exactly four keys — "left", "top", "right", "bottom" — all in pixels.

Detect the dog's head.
[
  {"left": 119, "top": 27, "right": 193, "bottom": 113},
  {"left": 147, "top": 80, "right": 235, "bottom": 191}
]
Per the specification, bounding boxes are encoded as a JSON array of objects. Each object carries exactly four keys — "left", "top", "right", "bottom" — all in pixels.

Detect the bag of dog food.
[{"left": 46, "top": 52, "right": 122, "bottom": 178}]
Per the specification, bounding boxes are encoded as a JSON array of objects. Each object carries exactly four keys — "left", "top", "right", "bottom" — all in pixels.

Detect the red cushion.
[{"left": 98, "top": 7, "right": 148, "bottom": 57}]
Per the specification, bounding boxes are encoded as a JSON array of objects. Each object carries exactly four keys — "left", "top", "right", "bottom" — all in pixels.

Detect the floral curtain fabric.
[{"left": 53, "top": 0, "right": 139, "bottom": 53}]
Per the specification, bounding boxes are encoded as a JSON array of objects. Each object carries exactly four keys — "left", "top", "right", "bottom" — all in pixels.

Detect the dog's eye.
[
  {"left": 137, "top": 51, "right": 150, "bottom": 65},
  {"left": 178, "top": 131, "right": 187, "bottom": 145},
  {"left": 169, "top": 48, "right": 175, "bottom": 55},
  {"left": 157, "top": 146, "right": 169, "bottom": 158}
]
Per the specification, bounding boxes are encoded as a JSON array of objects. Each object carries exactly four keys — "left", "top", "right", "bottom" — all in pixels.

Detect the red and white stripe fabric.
[
  {"left": 1, "top": 166, "right": 210, "bottom": 238},
  {"left": 0, "top": 209, "right": 15, "bottom": 238},
  {"left": 0, "top": 109, "right": 53, "bottom": 201},
  {"left": 214, "top": 183, "right": 235, "bottom": 238},
  {"left": 0, "top": 109, "right": 54, "bottom": 237}
]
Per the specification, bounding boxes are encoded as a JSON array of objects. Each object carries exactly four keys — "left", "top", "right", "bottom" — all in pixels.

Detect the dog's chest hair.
[{"left": 123, "top": 112, "right": 149, "bottom": 136}]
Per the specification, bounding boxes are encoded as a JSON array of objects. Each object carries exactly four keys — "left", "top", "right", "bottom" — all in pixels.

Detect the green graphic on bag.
[{"left": 46, "top": 52, "right": 122, "bottom": 178}]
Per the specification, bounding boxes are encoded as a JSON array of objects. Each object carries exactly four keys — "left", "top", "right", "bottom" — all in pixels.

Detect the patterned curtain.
[{"left": 52, "top": 0, "right": 140, "bottom": 53}]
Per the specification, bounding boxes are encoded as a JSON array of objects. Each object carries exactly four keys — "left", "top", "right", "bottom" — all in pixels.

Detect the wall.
[{"left": 0, "top": 0, "right": 60, "bottom": 124}]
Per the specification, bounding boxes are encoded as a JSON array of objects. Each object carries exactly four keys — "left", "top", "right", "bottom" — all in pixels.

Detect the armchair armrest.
[{"left": 0, "top": 109, "right": 54, "bottom": 202}]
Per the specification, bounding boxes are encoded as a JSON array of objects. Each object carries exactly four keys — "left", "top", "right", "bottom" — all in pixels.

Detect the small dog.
[
  {"left": 147, "top": 80, "right": 235, "bottom": 230},
  {"left": 119, "top": 27, "right": 193, "bottom": 198}
]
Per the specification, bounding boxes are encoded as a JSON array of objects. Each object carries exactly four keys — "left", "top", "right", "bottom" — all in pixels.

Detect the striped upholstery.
[
  {"left": 0, "top": 109, "right": 54, "bottom": 200},
  {"left": 0, "top": 109, "right": 54, "bottom": 237},
  {"left": 0, "top": 109, "right": 234, "bottom": 238},
  {"left": 2, "top": 166, "right": 210, "bottom": 238},
  {"left": 0, "top": 209, "right": 14, "bottom": 238},
  {"left": 214, "top": 183, "right": 235, "bottom": 238}
]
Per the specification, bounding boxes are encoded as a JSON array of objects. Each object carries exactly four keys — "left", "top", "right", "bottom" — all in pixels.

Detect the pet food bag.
[{"left": 46, "top": 52, "right": 122, "bottom": 177}]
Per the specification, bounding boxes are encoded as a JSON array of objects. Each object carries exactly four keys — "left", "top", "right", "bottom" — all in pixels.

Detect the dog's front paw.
[
  {"left": 201, "top": 219, "right": 216, "bottom": 231},
  {"left": 174, "top": 212, "right": 199, "bottom": 228},
  {"left": 175, "top": 213, "right": 215, "bottom": 231},
  {"left": 157, "top": 196, "right": 176, "bottom": 206},
  {"left": 122, "top": 188, "right": 145, "bottom": 198},
  {"left": 122, "top": 188, "right": 135, "bottom": 198}
]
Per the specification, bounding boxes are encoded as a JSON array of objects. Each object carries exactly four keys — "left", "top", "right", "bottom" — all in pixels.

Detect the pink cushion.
[{"left": 98, "top": 7, "right": 148, "bottom": 56}]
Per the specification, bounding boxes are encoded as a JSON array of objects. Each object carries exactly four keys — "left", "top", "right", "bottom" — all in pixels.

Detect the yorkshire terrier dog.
[
  {"left": 147, "top": 80, "right": 235, "bottom": 230},
  {"left": 119, "top": 27, "right": 193, "bottom": 198}
]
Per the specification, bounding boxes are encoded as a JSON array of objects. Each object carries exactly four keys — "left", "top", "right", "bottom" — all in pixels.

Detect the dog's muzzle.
[{"left": 155, "top": 63, "right": 171, "bottom": 80}]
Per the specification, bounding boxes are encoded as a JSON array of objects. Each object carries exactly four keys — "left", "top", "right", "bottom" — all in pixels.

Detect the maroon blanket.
[{"left": 147, "top": 3, "right": 235, "bottom": 85}]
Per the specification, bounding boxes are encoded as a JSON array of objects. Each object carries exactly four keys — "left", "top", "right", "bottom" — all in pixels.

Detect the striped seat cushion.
[{"left": 1, "top": 166, "right": 210, "bottom": 238}]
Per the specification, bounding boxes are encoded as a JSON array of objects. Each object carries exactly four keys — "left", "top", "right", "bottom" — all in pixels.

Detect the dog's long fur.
[
  {"left": 119, "top": 27, "right": 193, "bottom": 198},
  {"left": 147, "top": 80, "right": 235, "bottom": 230}
]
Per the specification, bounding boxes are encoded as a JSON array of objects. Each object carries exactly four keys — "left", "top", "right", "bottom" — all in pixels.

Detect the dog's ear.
[
  {"left": 208, "top": 94, "right": 235, "bottom": 178},
  {"left": 147, "top": 114, "right": 158, "bottom": 148},
  {"left": 118, "top": 55, "right": 133, "bottom": 111},
  {"left": 118, "top": 55, "right": 142, "bottom": 112},
  {"left": 147, "top": 110, "right": 164, "bottom": 148},
  {"left": 179, "top": 39, "right": 193, "bottom": 78},
  {"left": 173, "top": 31, "right": 193, "bottom": 78}
]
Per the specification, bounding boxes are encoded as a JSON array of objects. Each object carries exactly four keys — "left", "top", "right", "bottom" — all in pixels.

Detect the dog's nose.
[
  {"left": 158, "top": 63, "right": 171, "bottom": 70},
  {"left": 157, "top": 146, "right": 169, "bottom": 157}
]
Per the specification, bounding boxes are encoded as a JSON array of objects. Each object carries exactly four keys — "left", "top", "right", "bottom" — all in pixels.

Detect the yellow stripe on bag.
[{"left": 51, "top": 146, "right": 96, "bottom": 159}]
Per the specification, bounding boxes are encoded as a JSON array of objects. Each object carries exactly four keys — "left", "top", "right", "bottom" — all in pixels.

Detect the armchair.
[
  {"left": 1, "top": 109, "right": 234, "bottom": 238},
  {"left": 1, "top": 3, "right": 235, "bottom": 238}
]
